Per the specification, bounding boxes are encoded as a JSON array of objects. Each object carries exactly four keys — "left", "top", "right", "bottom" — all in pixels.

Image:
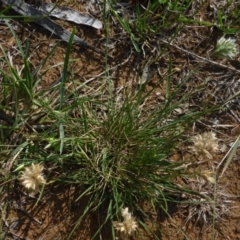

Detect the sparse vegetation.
[{"left": 0, "top": 0, "right": 240, "bottom": 239}]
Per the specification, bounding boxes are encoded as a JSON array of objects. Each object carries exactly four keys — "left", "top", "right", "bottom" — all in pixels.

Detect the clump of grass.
[
  {"left": 51, "top": 48, "right": 228, "bottom": 238},
  {"left": 59, "top": 85, "right": 205, "bottom": 238}
]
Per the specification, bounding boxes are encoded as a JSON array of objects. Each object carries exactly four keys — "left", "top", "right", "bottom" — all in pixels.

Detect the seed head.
[
  {"left": 19, "top": 163, "right": 46, "bottom": 194},
  {"left": 214, "top": 36, "right": 239, "bottom": 59},
  {"left": 113, "top": 207, "right": 138, "bottom": 236},
  {"left": 201, "top": 170, "right": 216, "bottom": 184},
  {"left": 190, "top": 132, "right": 219, "bottom": 159}
]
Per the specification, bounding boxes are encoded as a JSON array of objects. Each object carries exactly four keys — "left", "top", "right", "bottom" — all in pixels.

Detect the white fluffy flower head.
[
  {"left": 214, "top": 36, "right": 239, "bottom": 59},
  {"left": 113, "top": 207, "right": 138, "bottom": 236},
  {"left": 191, "top": 132, "right": 219, "bottom": 159},
  {"left": 19, "top": 163, "right": 46, "bottom": 193}
]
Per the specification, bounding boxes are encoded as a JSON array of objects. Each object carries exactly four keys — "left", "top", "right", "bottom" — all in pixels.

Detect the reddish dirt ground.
[{"left": 1, "top": 0, "right": 240, "bottom": 239}]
